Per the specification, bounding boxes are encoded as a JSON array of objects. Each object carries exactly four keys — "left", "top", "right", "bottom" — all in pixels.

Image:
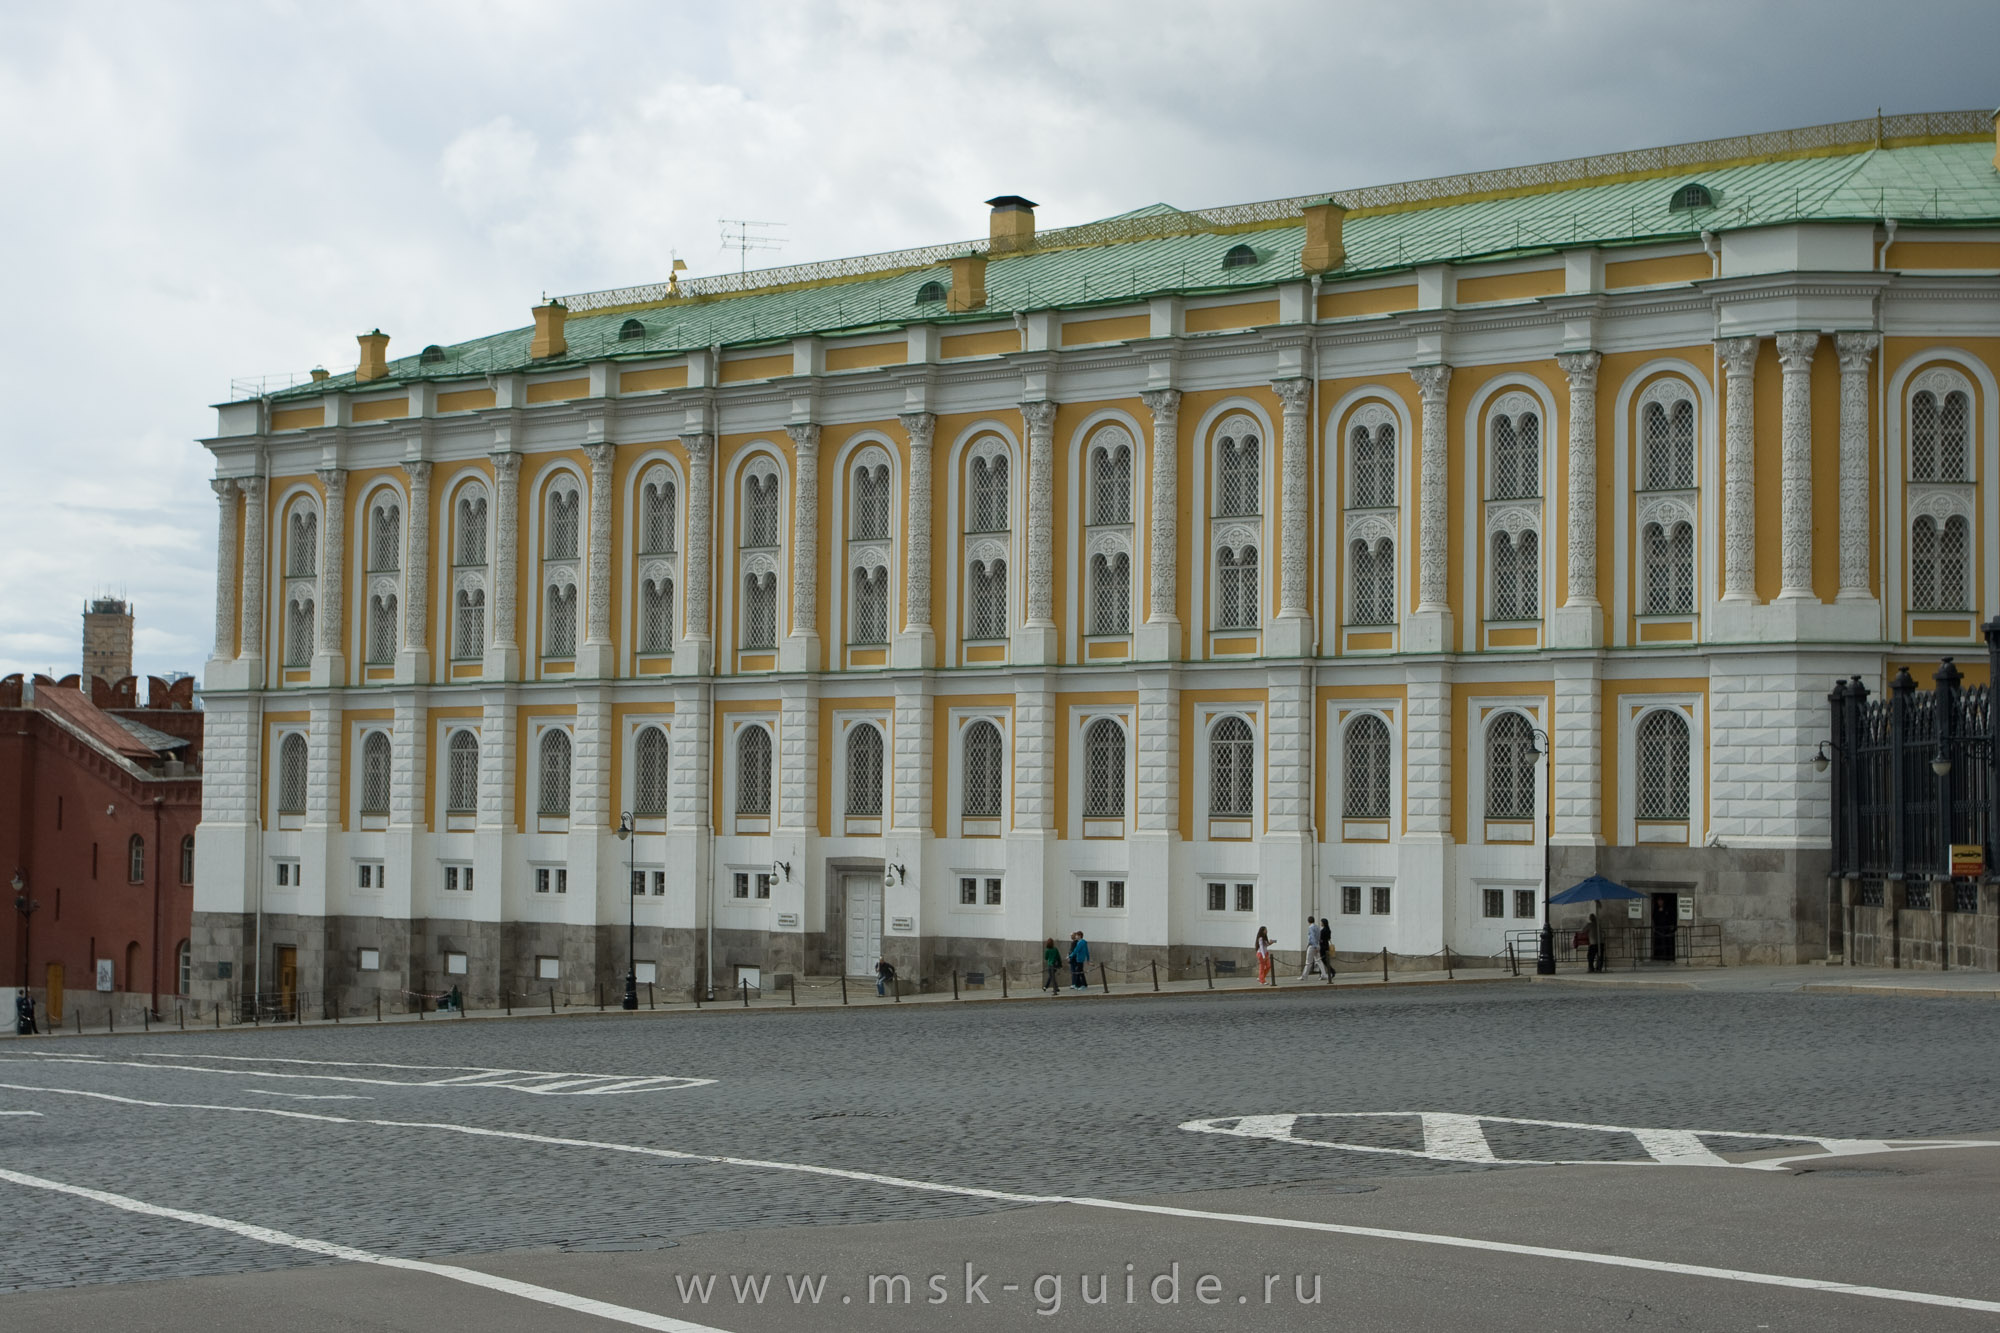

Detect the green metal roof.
[{"left": 271, "top": 136, "right": 2000, "bottom": 404}]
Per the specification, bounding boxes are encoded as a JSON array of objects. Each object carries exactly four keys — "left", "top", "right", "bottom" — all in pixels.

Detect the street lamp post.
[
  {"left": 13, "top": 872, "right": 37, "bottom": 1033},
  {"left": 615, "top": 812, "right": 638, "bottom": 1010},
  {"left": 1531, "top": 729, "right": 1555, "bottom": 976}
]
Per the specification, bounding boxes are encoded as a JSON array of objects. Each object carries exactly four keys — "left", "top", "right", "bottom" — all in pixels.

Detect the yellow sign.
[{"left": 1951, "top": 844, "right": 1984, "bottom": 877}]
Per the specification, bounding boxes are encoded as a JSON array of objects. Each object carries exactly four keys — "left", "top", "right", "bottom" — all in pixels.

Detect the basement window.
[
  {"left": 1668, "top": 182, "right": 1714, "bottom": 211},
  {"left": 618, "top": 318, "right": 646, "bottom": 341},
  {"left": 915, "top": 280, "right": 947, "bottom": 304},
  {"left": 1222, "top": 243, "right": 1258, "bottom": 269}
]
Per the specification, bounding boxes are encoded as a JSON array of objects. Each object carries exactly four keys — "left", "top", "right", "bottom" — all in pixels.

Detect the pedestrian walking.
[
  {"left": 1586, "top": 909, "right": 1604, "bottom": 973},
  {"left": 1254, "top": 926, "right": 1272, "bottom": 985},
  {"left": 1317, "top": 917, "right": 1336, "bottom": 980},
  {"left": 1299, "top": 916, "right": 1329, "bottom": 980},
  {"left": 1042, "top": 937, "right": 1062, "bottom": 991},
  {"left": 1068, "top": 931, "right": 1090, "bottom": 990},
  {"left": 875, "top": 956, "right": 897, "bottom": 997}
]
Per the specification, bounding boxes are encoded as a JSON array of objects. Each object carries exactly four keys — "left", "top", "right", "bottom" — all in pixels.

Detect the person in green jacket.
[{"left": 1041, "top": 938, "right": 1062, "bottom": 992}]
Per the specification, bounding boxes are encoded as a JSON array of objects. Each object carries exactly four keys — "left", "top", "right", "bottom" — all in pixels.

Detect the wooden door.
[
  {"left": 45, "top": 962, "right": 63, "bottom": 1024},
  {"left": 276, "top": 946, "right": 298, "bottom": 1019}
]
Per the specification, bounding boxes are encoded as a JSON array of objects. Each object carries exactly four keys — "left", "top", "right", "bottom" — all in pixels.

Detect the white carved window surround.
[
  {"left": 363, "top": 488, "right": 403, "bottom": 668},
  {"left": 1485, "top": 392, "right": 1544, "bottom": 624},
  {"left": 1905, "top": 368, "right": 1977, "bottom": 619},
  {"left": 281, "top": 495, "right": 320, "bottom": 670},
  {"left": 1209, "top": 414, "right": 1263, "bottom": 637},
  {"left": 636, "top": 464, "right": 680, "bottom": 657},
  {"left": 450, "top": 481, "right": 489, "bottom": 663},
  {"left": 1344, "top": 402, "right": 1399, "bottom": 627},
  {"left": 738, "top": 456, "right": 781, "bottom": 652},
  {"left": 540, "top": 475, "right": 582, "bottom": 660},
  {"left": 847, "top": 445, "right": 894, "bottom": 648},
  {"left": 962, "top": 438, "right": 1013, "bottom": 644},
  {"left": 1084, "top": 426, "right": 1135, "bottom": 638},
  {"left": 1636, "top": 379, "right": 1699, "bottom": 619}
]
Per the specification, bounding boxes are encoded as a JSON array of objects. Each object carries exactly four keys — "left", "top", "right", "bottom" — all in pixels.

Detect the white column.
[
  {"left": 1409, "top": 365, "right": 1453, "bottom": 652},
  {"left": 1270, "top": 378, "right": 1313, "bottom": 657},
  {"left": 581, "top": 442, "right": 617, "bottom": 676},
  {"left": 1138, "top": 389, "right": 1180, "bottom": 662},
  {"left": 1551, "top": 351, "right": 1603, "bottom": 648},
  {"left": 486, "top": 452, "right": 522, "bottom": 678},
  {"left": 1775, "top": 331, "right": 1819, "bottom": 601},
  {"left": 211, "top": 479, "right": 240, "bottom": 661},
  {"left": 399, "top": 460, "right": 432, "bottom": 680},
  {"left": 784, "top": 422, "right": 820, "bottom": 672},
  {"left": 896, "top": 411, "right": 936, "bottom": 668},
  {"left": 1718, "top": 337, "right": 1759, "bottom": 603},
  {"left": 1017, "top": 400, "right": 1059, "bottom": 664},
  {"left": 678, "top": 433, "right": 715, "bottom": 674},
  {"left": 1835, "top": 331, "right": 1879, "bottom": 602},
  {"left": 239, "top": 475, "right": 267, "bottom": 670},
  {"left": 314, "top": 466, "right": 348, "bottom": 685}
]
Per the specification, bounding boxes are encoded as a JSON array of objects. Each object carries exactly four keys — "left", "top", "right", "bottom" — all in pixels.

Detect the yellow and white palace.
[{"left": 193, "top": 108, "right": 2000, "bottom": 1005}]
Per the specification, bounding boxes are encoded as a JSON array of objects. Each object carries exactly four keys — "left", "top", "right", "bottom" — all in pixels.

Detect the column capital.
[
  {"left": 488, "top": 449, "right": 521, "bottom": 480},
  {"left": 1410, "top": 363, "right": 1453, "bottom": 401},
  {"left": 1140, "top": 388, "right": 1181, "bottom": 420},
  {"left": 679, "top": 431, "right": 714, "bottom": 461},
  {"left": 784, "top": 421, "right": 820, "bottom": 454},
  {"left": 1717, "top": 336, "right": 1760, "bottom": 376},
  {"left": 1555, "top": 349, "right": 1601, "bottom": 387},
  {"left": 1270, "top": 377, "right": 1311, "bottom": 412},
  {"left": 240, "top": 473, "right": 266, "bottom": 500},
  {"left": 1835, "top": 330, "right": 1881, "bottom": 373},
  {"left": 582, "top": 441, "right": 616, "bottom": 468},
  {"left": 316, "top": 465, "right": 348, "bottom": 496},
  {"left": 211, "top": 476, "right": 240, "bottom": 500},
  {"left": 897, "top": 411, "right": 936, "bottom": 448},
  {"left": 400, "top": 458, "right": 432, "bottom": 486},
  {"left": 1775, "top": 330, "right": 1819, "bottom": 371},
  {"left": 1020, "top": 399, "right": 1058, "bottom": 435}
]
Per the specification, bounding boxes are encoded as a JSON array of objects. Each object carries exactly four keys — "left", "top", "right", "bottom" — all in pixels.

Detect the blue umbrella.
[{"left": 1546, "top": 874, "right": 1647, "bottom": 906}]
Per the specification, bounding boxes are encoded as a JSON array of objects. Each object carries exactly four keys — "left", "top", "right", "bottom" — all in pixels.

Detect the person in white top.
[{"left": 1299, "top": 916, "right": 1330, "bottom": 980}]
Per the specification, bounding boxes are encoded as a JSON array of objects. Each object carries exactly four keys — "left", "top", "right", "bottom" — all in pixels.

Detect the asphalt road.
[{"left": 2, "top": 980, "right": 1997, "bottom": 1331}]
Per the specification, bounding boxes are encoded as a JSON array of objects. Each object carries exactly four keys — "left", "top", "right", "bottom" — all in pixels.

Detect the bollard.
[
  {"left": 108, "top": 1008, "right": 114, "bottom": 1034},
  {"left": 296, "top": 999, "right": 303, "bottom": 1025},
  {"left": 253, "top": 999, "right": 260, "bottom": 1027},
  {"left": 787, "top": 977, "right": 795, "bottom": 1007},
  {"left": 144, "top": 1009, "right": 150, "bottom": 1033},
  {"left": 840, "top": 974, "right": 847, "bottom": 1006},
  {"left": 1206, "top": 956, "right": 1214, "bottom": 990},
  {"left": 505, "top": 990, "right": 512, "bottom": 1016},
  {"left": 1098, "top": 962, "right": 1109, "bottom": 995},
  {"left": 214, "top": 1002, "right": 220, "bottom": 1029},
  {"left": 598, "top": 983, "right": 605, "bottom": 1011},
  {"left": 1445, "top": 948, "right": 1454, "bottom": 980},
  {"left": 417, "top": 997, "right": 424, "bottom": 1020},
  {"left": 1151, "top": 959, "right": 1159, "bottom": 992},
  {"left": 1381, "top": 947, "right": 1389, "bottom": 983},
  {"left": 693, "top": 984, "right": 703, "bottom": 1009},
  {"left": 892, "top": 977, "right": 900, "bottom": 1003},
  {"left": 952, "top": 971, "right": 959, "bottom": 1001},
  {"left": 650, "top": 982, "right": 657, "bottom": 1010},
  {"left": 377, "top": 995, "right": 383, "bottom": 1023},
  {"left": 549, "top": 988, "right": 557, "bottom": 1014},
  {"left": 1001, "top": 967, "right": 1009, "bottom": 999},
  {"left": 740, "top": 978, "right": 749, "bottom": 1007},
  {"left": 178, "top": 1003, "right": 184, "bottom": 1031}
]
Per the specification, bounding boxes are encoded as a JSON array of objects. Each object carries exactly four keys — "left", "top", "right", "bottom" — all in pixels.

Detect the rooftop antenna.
[{"left": 719, "top": 218, "right": 786, "bottom": 274}]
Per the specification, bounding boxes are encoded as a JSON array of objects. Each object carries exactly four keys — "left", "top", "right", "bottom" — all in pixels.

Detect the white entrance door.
[{"left": 844, "top": 872, "right": 883, "bottom": 976}]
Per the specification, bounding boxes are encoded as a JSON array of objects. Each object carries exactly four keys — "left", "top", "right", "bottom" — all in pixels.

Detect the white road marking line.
[
  {"left": 0, "top": 1111, "right": 41, "bottom": 1117},
  {"left": 243, "top": 1090, "right": 373, "bottom": 1101},
  {"left": 0, "top": 1166, "right": 733, "bottom": 1333},
  {"left": 1420, "top": 1113, "right": 1496, "bottom": 1161},
  {"left": 5, "top": 1082, "right": 2000, "bottom": 1316},
  {"left": 2, "top": 1054, "right": 710, "bottom": 1096}
]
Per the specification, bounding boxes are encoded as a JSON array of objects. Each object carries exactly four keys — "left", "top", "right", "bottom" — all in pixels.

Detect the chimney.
[
  {"left": 986, "top": 195, "right": 1037, "bottom": 254},
  {"left": 1299, "top": 198, "right": 1348, "bottom": 274},
  {"left": 531, "top": 299, "right": 568, "bottom": 359},
  {"left": 309, "top": 366, "right": 329, "bottom": 383},
  {"left": 946, "top": 251, "right": 987, "bottom": 313},
  {"left": 356, "top": 329, "right": 390, "bottom": 382}
]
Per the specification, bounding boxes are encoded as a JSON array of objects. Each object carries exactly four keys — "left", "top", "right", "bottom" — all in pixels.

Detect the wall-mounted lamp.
[
  {"left": 773, "top": 860, "right": 791, "bottom": 883},
  {"left": 1813, "top": 741, "right": 1833, "bottom": 774},
  {"left": 888, "top": 863, "right": 907, "bottom": 886},
  {"left": 1931, "top": 748, "right": 1953, "bottom": 778}
]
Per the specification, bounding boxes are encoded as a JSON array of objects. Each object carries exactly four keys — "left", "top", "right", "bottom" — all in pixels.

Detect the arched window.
[
  {"left": 916, "top": 280, "right": 946, "bottom": 305},
  {"left": 743, "top": 572, "right": 778, "bottom": 649},
  {"left": 1668, "top": 182, "right": 1714, "bottom": 211},
  {"left": 1217, "top": 427, "right": 1260, "bottom": 517},
  {"left": 1083, "top": 718, "right": 1127, "bottom": 819},
  {"left": 641, "top": 477, "right": 677, "bottom": 554},
  {"left": 538, "top": 729, "right": 572, "bottom": 817},
  {"left": 1350, "top": 537, "right": 1395, "bottom": 625},
  {"left": 633, "top": 726, "right": 670, "bottom": 816},
  {"left": 277, "top": 733, "right": 308, "bottom": 814},
  {"left": 1911, "top": 386, "right": 1972, "bottom": 482},
  {"left": 1222, "top": 243, "right": 1258, "bottom": 269},
  {"left": 368, "top": 590, "right": 398, "bottom": 663},
  {"left": 177, "top": 940, "right": 192, "bottom": 995},
  {"left": 969, "top": 559, "right": 1008, "bottom": 639},
  {"left": 1352, "top": 420, "right": 1396, "bottom": 508},
  {"left": 1491, "top": 408, "right": 1542, "bottom": 499},
  {"left": 1642, "top": 397, "right": 1696, "bottom": 490},
  {"left": 846, "top": 725, "right": 884, "bottom": 817},
  {"left": 285, "top": 593, "right": 315, "bottom": 667},
  {"left": 1491, "top": 531, "right": 1539, "bottom": 620},
  {"left": 737, "top": 726, "right": 772, "bottom": 816},
  {"left": 1217, "top": 546, "right": 1259, "bottom": 629},
  {"left": 642, "top": 576, "right": 676, "bottom": 652},
  {"left": 127, "top": 834, "right": 145, "bottom": 883},
  {"left": 546, "top": 488, "right": 580, "bottom": 560},
  {"left": 446, "top": 730, "right": 479, "bottom": 814},
  {"left": 1209, "top": 716, "right": 1254, "bottom": 817},
  {"left": 969, "top": 454, "right": 1010, "bottom": 533},
  {"left": 852, "top": 566, "right": 888, "bottom": 644},
  {"left": 368, "top": 500, "right": 401, "bottom": 571},
  {"left": 1642, "top": 521, "right": 1695, "bottom": 615},
  {"left": 618, "top": 317, "right": 646, "bottom": 342},
  {"left": 744, "top": 473, "right": 779, "bottom": 549},
  {"left": 1090, "top": 438, "right": 1132, "bottom": 525},
  {"left": 360, "top": 731, "right": 391, "bottom": 815},
  {"left": 455, "top": 491, "right": 488, "bottom": 566},
  {"left": 544, "top": 584, "right": 578, "bottom": 657},
  {"left": 1635, "top": 710, "right": 1691, "bottom": 820},
  {"left": 454, "top": 587, "right": 485, "bottom": 660},
  {"left": 1343, "top": 715, "right": 1392, "bottom": 819},
  {"left": 179, "top": 834, "right": 195, "bottom": 885},
  {"left": 962, "top": 720, "right": 1003, "bottom": 818},
  {"left": 853, "top": 462, "right": 890, "bottom": 540},
  {"left": 1485, "top": 713, "right": 1539, "bottom": 820},
  {"left": 1090, "top": 552, "right": 1131, "bottom": 635},
  {"left": 287, "top": 508, "right": 318, "bottom": 577}
]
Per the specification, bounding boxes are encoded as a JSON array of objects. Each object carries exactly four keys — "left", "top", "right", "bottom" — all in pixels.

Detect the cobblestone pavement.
[{"left": 0, "top": 980, "right": 1996, "bottom": 1304}]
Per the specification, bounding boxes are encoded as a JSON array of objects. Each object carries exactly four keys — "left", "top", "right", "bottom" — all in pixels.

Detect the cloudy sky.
[{"left": 1, "top": 0, "right": 1995, "bottom": 681}]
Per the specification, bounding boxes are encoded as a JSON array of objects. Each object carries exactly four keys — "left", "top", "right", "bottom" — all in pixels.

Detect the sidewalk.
[{"left": 1533, "top": 962, "right": 2000, "bottom": 998}]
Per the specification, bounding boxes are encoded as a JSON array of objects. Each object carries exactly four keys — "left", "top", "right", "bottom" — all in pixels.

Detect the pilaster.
[
  {"left": 676, "top": 432, "right": 716, "bottom": 676},
  {"left": 398, "top": 460, "right": 432, "bottom": 683},
  {"left": 312, "top": 466, "right": 348, "bottom": 687},
  {"left": 894, "top": 412, "right": 937, "bottom": 668},
  {"left": 239, "top": 474, "right": 268, "bottom": 682},
  {"left": 1718, "top": 336, "right": 1759, "bottom": 604},
  {"left": 578, "top": 442, "right": 618, "bottom": 678},
  {"left": 1835, "top": 331, "right": 1880, "bottom": 606},
  {"left": 1408, "top": 364, "right": 1454, "bottom": 652},
  {"left": 485, "top": 451, "right": 522, "bottom": 681},
  {"left": 781, "top": 422, "right": 821, "bottom": 672},
  {"left": 210, "top": 478, "right": 239, "bottom": 663},
  {"left": 1551, "top": 351, "right": 1603, "bottom": 648},
  {"left": 1775, "top": 331, "right": 1819, "bottom": 602},
  {"left": 1016, "top": 400, "right": 1060, "bottom": 664},
  {"left": 1269, "top": 378, "right": 1313, "bottom": 657},
  {"left": 1138, "top": 389, "right": 1181, "bottom": 661}
]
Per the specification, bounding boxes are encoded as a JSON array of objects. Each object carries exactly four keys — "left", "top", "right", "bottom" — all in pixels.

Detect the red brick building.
[{"left": 1, "top": 673, "right": 203, "bottom": 1026}]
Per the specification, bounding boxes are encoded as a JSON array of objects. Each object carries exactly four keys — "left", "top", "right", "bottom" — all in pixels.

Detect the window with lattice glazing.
[
  {"left": 852, "top": 566, "right": 888, "bottom": 644},
  {"left": 962, "top": 720, "right": 1003, "bottom": 818},
  {"left": 455, "top": 490, "right": 488, "bottom": 566},
  {"left": 1216, "top": 546, "right": 1259, "bottom": 629},
  {"left": 633, "top": 726, "right": 669, "bottom": 816},
  {"left": 446, "top": 730, "right": 479, "bottom": 814},
  {"left": 285, "top": 593, "right": 315, "bottom": 667},
  {"left": 360, "top": 731, "right": 391, "bottom": 814},
  {"left": 368, "top": 591, "right": 398, "bottom": 663},
  {"left": 1641, "top": 522, "right": 1695, "bottom": 615},
  {"left": 1090, "top": 553, "right": 1131, "bottom": 634},
  {"left": 1351, "top": 416, "right": 1396, "bottom": 509},
  {"left": 743, "top": 573, "right": 778, "bottom": 649},
  {"left": 642, "top": 476, "right": 677, "bottom": 554},
  {"left": 1911, "top": 382, "right": 1971, "bottom": 482},
  {"left": 1490, "top": 530, "right": 1539, "bottom": 620},
  {"left": 853, "top": 462, "right": 890, "bottom": 540},
  {"left": 538, "top": 729, "right": 571, "bottom": 816},
  {"left": 1642, "top": 395, "right": 1696, "bottom": 490},
  {"left": 1906, "top": 370, "right": 1976, "bottom": 618},
  {"left": 1485, "top": 398, "right": 1543, "bottom": 625},
  {"left": 970, "top": 453, "right": 1010, "bottom": 532},
  {"left": 288, "top": 508, "right": 318, "bottom": 577},
  {"left": 1911, "top": 515, "right": 1972, "bottom": 611},
  {"left": 544, "top": 584, "right": 577, "bottom": 657},
  {"left": 1484, "top": 713, "right": 1538, "bottom": 820},
  {"left": 1490, "top": 407, "right": 1541, "bottom": 500},
  {"left": 277, "top": 733, "right": 308, "bottom": 814},
  {"left": 635, "top": 467, "right": 678, "bottom": 656},
  {"left": 1343, "top": 714, "right": 1392, "bottom": 819},
  {"left": 541, "top": 480, "right": 581, "bottom": 658},
  {"left": 848, "top": 453, "right": 892, "bottom": 647},
  {"left": 969, "top": 559, "right": 1007, "bottom": 639},
  {"left": 1348, "top": 538, "right": 1394, "bottom": 625},
  {"left": 369, "top": 500, "right": 401, "bottom": 572},
  {"left": 1084, "top": 427, "right": 1135, "bottom": 638},
  {"left": 642, "top": 576, "right": 675, "bottom": 652},
  {"left": 1083, "top": 718, "right": 1126, "bottom": 819},
  {"left": 1216, "top": 423, "right": 1260, "bottom": 517},
  {"left": 1635, "top": 710, "right": 1691, "bottom": 820},
  {"left": 454, "top": 588, "right": 484, "bottom": 660},
  {"left": 547, "top": 489, "right": 580, "bottom": 559},
  {"left": 737, "top": 726, "right": 772, "bottom": 816},
  {"left": 1208, "top": 716, "right": 1254, "bottom": 817},
  {"left": 845, "top": 725, "right": 883, "bottom": 817}
]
